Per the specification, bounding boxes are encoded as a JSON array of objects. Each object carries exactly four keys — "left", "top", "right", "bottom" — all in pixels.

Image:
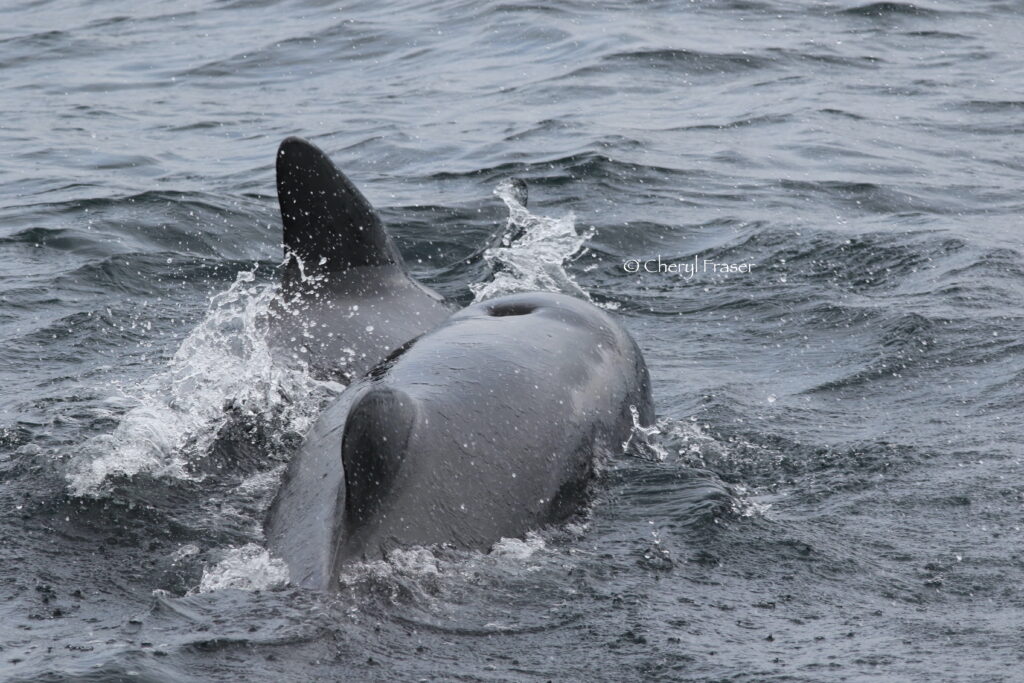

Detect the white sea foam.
[
  {"left": 197, "top": 543, "right": 289, "bottom": 593},
  {"left": 729, "top": 484, "right": 772, "bottom": 519},
  {"left": 67, "top": 268, "right": 334, "bottom": 496},
  {"left": 490, "top": 531, "right": 546, "bottom": 560},
  {"left": 335, "top": 535, "right": 552, "bottom": 599},
  {"left": 664, "top": 417, "right": 770, "bottom": 472},
  {"left": 470, "top": 179, "right": 594, "bottom": 302}
]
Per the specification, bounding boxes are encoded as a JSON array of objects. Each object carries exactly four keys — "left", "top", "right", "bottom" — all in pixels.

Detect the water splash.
[
  {"left": 621, "top": 405, "right": 669, "bottom": 461},
  {"left": 67, "top": 268, "right": 336, "bottom": 496},
  {"left": 636, "top": 416, "right": 768, "bottom": 473},
  {"left": 470, "top": 179, "right": 594, "bottom": 302},
  {"left": 335, "top": 535, "right": 553, "bottom": 603},
  {"left": 490, "top": 531, "right": 546, "bottom": 560},
  {"left": 197, "top": 543, "right": 289, "bottom": 593},
  {"left": 639, "top": 416, "right": 769, "bottom": 518},
  {"left": 729, "top": 484, "right": 772, "bottom": 519}
]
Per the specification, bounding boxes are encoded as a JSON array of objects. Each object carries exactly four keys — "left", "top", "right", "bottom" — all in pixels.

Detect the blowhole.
[{"left": 487, "top": 301, "right": 538, "bottom": 317}]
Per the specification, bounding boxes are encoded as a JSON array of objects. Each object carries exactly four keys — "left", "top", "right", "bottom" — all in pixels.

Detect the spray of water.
[
  {"left": 197, "top": 543, "right": 290, "bottom": 593},
  {"left": 627, "top": 415, "right": 769, "bottom": 519},
  {"left": 67, "top": 268, "right": 337, "bottom": 496},
  {"left": 621, "top": 405, "right": 669, "bottom": 462},
  {"left": 470, "top": 179, "right": 594, "bottom": 302}
]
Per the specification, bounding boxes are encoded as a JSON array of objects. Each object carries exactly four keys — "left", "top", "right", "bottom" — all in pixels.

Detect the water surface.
[{"left": 2, "top": 0, "right": 1023, "bottom": 680}]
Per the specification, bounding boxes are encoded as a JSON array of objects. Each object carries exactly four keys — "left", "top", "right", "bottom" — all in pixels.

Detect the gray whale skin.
[{"left": 266, "top": 291, "right": 654, "bottom": 590}]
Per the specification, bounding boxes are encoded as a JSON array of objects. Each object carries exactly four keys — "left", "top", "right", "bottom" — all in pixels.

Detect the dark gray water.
[{"left": 2, "top": 0, "right": 1023, "bottom": 680}]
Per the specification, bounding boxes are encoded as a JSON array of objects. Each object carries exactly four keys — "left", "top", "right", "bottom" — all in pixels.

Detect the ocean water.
[{"left": 2, "top": 0, "right": 1023, "bottom": 680}]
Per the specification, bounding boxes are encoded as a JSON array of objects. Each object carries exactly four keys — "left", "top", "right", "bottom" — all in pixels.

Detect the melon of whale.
[
  {"left": 265, "top": 291, "right": 654, "bottom": 590},
  {"left": 267, "top": 136, "right": 452, "bottom": 382}
]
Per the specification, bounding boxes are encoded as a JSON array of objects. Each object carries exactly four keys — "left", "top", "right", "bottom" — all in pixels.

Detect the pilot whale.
[
  {"left": 267, "top": 136, "right": 452, "bottom": 382},
  {"left": 266, "top": 291, "right": 654, "bottom": 590}
]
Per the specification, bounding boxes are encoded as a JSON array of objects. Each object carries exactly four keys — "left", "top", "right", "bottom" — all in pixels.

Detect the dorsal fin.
[
  {"left": 341, "top": 386, "right": 417, "bottom": 530},
  {"left": 276, "top": 136, "right": 401, "bottom": 274}
]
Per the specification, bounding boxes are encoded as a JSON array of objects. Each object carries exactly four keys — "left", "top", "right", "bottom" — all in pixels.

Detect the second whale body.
[{"left": 266, "top": 291, "right": 654, "bottom": 590}]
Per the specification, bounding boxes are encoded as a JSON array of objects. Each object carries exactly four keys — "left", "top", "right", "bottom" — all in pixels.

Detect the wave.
[
  {"left": 601, "top": 48, "right": 773, "bottom": 73},
  {"left": 838, "top": 2, "right": 942, "bottom": 17},
  {"left": 803, "top": 312, "right": 937, "bottom": 392},
  {"left": 2, "top": 190, "right": 276, "bottom": 261},
  {"left": 180, "top": 20, "right": 390, "bottom": 81}
]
